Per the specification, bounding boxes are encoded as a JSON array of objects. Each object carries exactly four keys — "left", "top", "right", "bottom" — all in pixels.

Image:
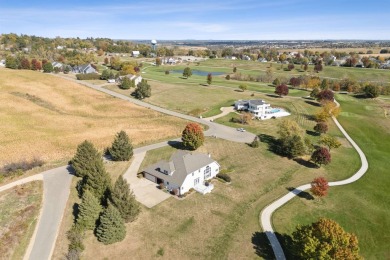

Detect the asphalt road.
[{"left": 25, "top": 166, "right": 73, "bottom": 260}]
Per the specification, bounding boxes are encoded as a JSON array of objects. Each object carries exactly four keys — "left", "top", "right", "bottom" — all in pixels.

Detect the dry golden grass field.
[
  {"left": 0, "top": 181, "right": 43, "bottom": 259},
  {"left": 0, "top": 69, "right": 186, "bottom": 167}
]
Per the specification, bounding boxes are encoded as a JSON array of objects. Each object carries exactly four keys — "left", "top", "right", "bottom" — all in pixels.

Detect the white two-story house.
[
  {"left": 234, "top": 99, "right": 290, "bottom": 120},
  {"left": 143, "top": 151, "right": 220, "bottom": 195}
]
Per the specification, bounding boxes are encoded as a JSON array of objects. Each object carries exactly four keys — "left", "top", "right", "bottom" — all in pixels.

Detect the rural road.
[
  {"left": 54, "top": 74, "right": 256, "bottom": 144},
  {"left": 260, "top": 103, "right": 369, "bottom": 259},
  {"left": 0, "top": 166, "right": 73, "bottom": 260},
  {"left": 25, "top": 166, "right": 73, "bottom": 260}
]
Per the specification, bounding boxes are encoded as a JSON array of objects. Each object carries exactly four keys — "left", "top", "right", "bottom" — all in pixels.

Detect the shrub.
[
  {"left": 165, "top": 70, "right": 169, "bottom": 75},
  {"left": 1, "top": 158, "right": 44, "bottom": 177},
  {"left": 225, "top": 74, "right": 230, "bottom": 80},
  {"left": 364, "top": 84, "right": 380, "bottom": 98},
  {"left": 172, "top": 189, "right": 179, "bottom": 195},
  {"left": 251, "top": 136, "right": 260, "bottom": 148},
  {"left": 159, "top": 183, "right": 165, "bottom": 190},
  {"left": 217, "top": 173, "right": 231, "bottom": 182},
  {"left": 76, "top": 73, "right": 101, "bottom": 80}
]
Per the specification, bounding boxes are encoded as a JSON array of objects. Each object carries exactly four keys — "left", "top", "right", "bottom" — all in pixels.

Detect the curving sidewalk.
[{"left": 260, "top": 106, "right": 369, "bottom": 259}]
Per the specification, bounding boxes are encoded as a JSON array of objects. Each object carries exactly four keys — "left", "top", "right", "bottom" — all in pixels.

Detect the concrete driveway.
[{"left": 123, "top": 152, "right": 171, "bottom": 208}]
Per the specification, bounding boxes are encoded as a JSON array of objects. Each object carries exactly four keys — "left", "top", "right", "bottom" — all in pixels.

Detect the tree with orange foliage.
[
  {"left": 181, "top": 123, "right": 204, "bottom": 150},
  {"left": 310, "top": 177, "right": 329, "bottom": 197},
  {"left": 292, "top": 218, "right": 361, "bottom": 259}
]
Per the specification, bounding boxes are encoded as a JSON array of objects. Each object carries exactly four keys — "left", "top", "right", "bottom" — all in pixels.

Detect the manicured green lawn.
[{"left": 273, "top": 94, "right": 390, "bottom": 259}]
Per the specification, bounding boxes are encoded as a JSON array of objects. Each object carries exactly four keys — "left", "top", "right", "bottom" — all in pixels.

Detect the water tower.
[{"left": 151, "top": 39, "right": 157, "bottom": 52}]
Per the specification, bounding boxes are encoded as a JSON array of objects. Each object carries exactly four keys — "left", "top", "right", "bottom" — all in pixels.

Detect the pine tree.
[
  {"left": 83, "top": 161, "right": 111, "bottom": 202},
  {"left": 109, "top": 176, "right": 140, "bottom": 223},
  {"left": 72, "top": 140, "right": 101, "bottom": 178},
  {"left": 77, "top": 190, "right": 102, "bottom": 230},
  {"left": 96, "top": 204, "right": 126, "bottom": 245},
  {"left": 109, "top": 131, "right": 133, "bottom": 161}
]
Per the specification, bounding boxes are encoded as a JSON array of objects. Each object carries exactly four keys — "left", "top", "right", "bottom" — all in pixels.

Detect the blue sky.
[{"left": 0, "top": 0, "right": 388, "bottom": 40}]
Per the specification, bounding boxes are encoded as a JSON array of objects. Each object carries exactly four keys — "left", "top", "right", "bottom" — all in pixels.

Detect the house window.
[
  {"left": 204, "top": 166, "right": 211, "bottom": 179},
  {"left": 194, "top": 178, "right": 200, "bottom": 186},
  {"left": 167, "top": 182, "right": 169, "bottom": 185}
]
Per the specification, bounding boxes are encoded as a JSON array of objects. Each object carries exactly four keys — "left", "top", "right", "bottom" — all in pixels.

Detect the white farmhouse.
[
  {"left": 132, "top": 51, "right": 140, "bottom": 57},
  {"left": 234, "top": 99, "right": 290, "bottom": 120},
  {"left": 143, "top": 151, "right": 220, "bottom": 195},
  {"left": 118, "top": 74, "right": 142, "bottom": 86}
]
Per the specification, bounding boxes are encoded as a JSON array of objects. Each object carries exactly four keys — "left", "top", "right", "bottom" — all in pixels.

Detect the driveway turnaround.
[
  {"left": 202, "top": 106, "right": 236, "bottom": 121},
  {"left": 260, "top": 112, "right": 369, "bottom": 260},
  {"left": 123, "top": 151, "right": 171, "bottom": 208}
]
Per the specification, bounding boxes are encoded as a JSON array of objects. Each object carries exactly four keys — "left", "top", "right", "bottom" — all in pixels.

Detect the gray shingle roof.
[
  {"left": 249, "top": 100, "right": 265, "bottom": 106},
  {"left": 143, "top": 150, "right": 216, "bottom": 187}
]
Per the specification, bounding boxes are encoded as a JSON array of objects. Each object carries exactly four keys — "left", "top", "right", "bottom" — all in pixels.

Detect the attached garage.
[{"left": 144, "top": 172, "right": 157, "bottom": 183}]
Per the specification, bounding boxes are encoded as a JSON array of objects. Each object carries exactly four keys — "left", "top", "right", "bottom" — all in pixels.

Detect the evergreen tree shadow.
[
  {"left": 306, "top": 130, "right": 319, "bottom": 136},
  {"left": 287, "top": 187, "right": 314, "bottom": 200},
  {"left": 304, "top": 100, "right": 321, "bottom": 107},
  {"left": 293, "top": 158, "right": 318, "bottom": 169},
  {"left": 72, "top": 203, "right": 80, "bottom": 222},
  {"left": 252, "top": 231, "right": 294, "bottom": 259},
  {"left": 259, "top": 134, "right": 283, "bottom": 155}
]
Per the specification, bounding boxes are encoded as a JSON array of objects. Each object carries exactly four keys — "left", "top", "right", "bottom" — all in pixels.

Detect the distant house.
[
  {"left": 132, "top": 51, "right": 140, "bottom": 57},
  {"left": 107, "top": 79, "right": 116, "bottom": 83},
  {"left": 72, "top": 64, "right": 97, "bottom": 74},
  {"left": 118, "top": 74, "right": 142, "bottom": 85},
  {"left": 242, "top": 55, "right": 251, "bottom": 61},
  {"left": 52, "top": 62, "right": 63, "bottom": 69},
  {"left": 163, "top": 57, "right": 176, "bottom": 65},
  {"left": 56, "top": 46, "right": 64, "bottom": 50},
  {"left": 234, "top": 99, "right": 290, "bottom": 120},
  {"left": 143, "top": 151, "right": 220, "bottom": 195},
  {"left": 225, "top": 56, "right": 237, "bottom": 60},
  {"left": 0, "top": 59, "right": 5, "bottom": 67},
  {"left": 257, "top": 58, "right": 267, "bottom": 63}
]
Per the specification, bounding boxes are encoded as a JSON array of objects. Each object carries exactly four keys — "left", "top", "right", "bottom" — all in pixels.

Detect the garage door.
[{"left": 145, "top": 173, "right": 156, "bottom": 183}]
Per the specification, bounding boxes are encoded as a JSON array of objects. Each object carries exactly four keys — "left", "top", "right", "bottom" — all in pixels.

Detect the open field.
[
  {"left": 105, "top": 78, "right": 309, "bottom": 119},
  {"left": 0, "top": 181, "right": 43, "bottom": 259},
  {"left": 273, "top": 95, "right": 390, "bottom": 259},
  {"left": 0, "top": 69, "right": 187, "bottom": 167},
  {"left": 194, "top": 59, "right": 390, "bottom": 83}
]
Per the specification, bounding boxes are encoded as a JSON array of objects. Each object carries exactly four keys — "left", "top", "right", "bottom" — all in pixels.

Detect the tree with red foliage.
[
  {"left": 207, "top": 73, "right": 212, "bottom": 85},
  {"left": 41, "top": 59, "right": 48, "bottom": 66},
  {"left": 31, "top": 59, "right": 42, "bottom": 71},
  {"left": 289, "top": 77, "right": 301, "bottom": 87},
  {"left": 311, "top": 147, "right": 331, "bottom": 167},
  {"left": 316, "top": 89, "right": 334, "bottom": 103},
  {"left": 314, "top": 63, "right": 323, "bottom": 72},
  {"left": 287, "top": 63, "right": 295, "bottom": 71},
  {"left": 314, "top": 122, "right": 328, "bottom": 135},
  {"left": 181, "top": 123, "right": 204, "bottom": 150},
  {"left": 310, "top": 177, "right": 329, "bottom": 197},
  {"left": 20, "top": 57, "right": 31, "bottom": 70},
  {"left": 275, "top": 84, "right": 289, "bottom": 97}
]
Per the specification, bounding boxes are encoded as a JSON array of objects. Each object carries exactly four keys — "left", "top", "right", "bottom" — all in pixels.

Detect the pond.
[{"left": 171, "top": 69, "right": 225, "bottom": 76}]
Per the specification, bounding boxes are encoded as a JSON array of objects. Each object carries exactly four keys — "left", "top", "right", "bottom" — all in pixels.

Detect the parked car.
[{"left": 236, "top": 128, "right": 246, "bottom": 132}]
